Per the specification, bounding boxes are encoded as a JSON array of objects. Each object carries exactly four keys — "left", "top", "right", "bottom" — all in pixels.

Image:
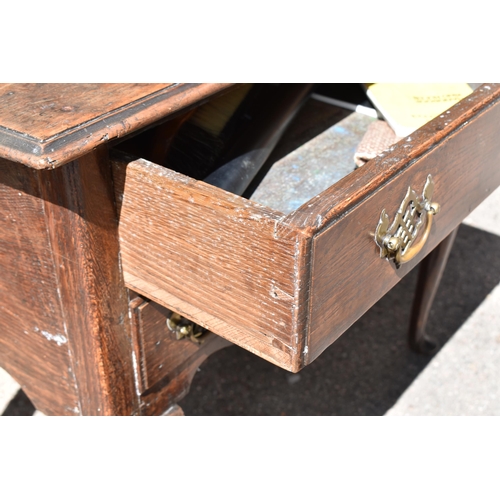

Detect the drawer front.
[
  {"left": 114, "top": 85, "right": 500, "bottom": 372},
  {"left": 306, "top": 94, "right": 500, "bottom": 363},
  {"left": 129, "top": 294, "right": 229, "bottom": 413},
  {"left": 130, "top": 295, "right": 227, "bottom": 391}
]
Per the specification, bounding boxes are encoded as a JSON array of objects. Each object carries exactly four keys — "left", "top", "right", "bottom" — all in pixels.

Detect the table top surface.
[{"left": 0, "top": 83, "right": 234, "bottom": 169}]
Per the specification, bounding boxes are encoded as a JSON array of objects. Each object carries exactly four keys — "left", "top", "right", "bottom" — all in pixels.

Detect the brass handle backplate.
[
  {"left": 166, "top": 312, "right": 206, "bottom": 344},
  {"left": 375, "top": 175, "right": 439, "bottom": 268}
]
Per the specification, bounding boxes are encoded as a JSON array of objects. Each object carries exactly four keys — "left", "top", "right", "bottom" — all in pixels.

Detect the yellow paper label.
[{"left": 367, "top": 83, "right": 473, "bottom": 135}]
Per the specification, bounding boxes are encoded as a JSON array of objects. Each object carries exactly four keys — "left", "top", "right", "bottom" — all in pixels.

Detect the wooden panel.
[
  {"left": 306, "top": 94, "right": 500, "bottom": 363},
  {"left": 39, "top": 147, "right": 138, "bottom": 415},
  {"left": 0, "top": 84, "right": 170, "bottom": 139},
  {"left": 0, "top": 158, "right": 80, "bottom": 415},
  {"left": 112, "top": 151, "right": 304, "bottom": 371},
  {"left": 0, "top": 83, "right": 235, "bottom": 169}
]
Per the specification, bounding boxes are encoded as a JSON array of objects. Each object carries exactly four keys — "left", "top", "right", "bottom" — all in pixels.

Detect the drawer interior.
[
  {"left": 111, "top": 83, "right": 500, "bottom": 372},
  {"left": 116, "top": 83, "right": 376, "bottom": 215}
]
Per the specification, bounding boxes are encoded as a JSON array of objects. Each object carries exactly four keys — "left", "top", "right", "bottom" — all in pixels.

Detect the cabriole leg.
[{"left": 409, "top": 227, "right": 459, "bottom": 354}]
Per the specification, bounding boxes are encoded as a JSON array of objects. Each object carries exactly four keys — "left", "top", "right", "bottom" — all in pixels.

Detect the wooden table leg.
[
  {"left": 409, "top": 227, "right": 459, "bottom": 354},
  {"left": 0, "top": 147, "right": 138, "bottom": 415}
]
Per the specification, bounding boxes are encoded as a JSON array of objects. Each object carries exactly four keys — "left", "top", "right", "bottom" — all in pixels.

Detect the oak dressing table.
[{"left": 1, "top": 83, "right": 499, "bottom": 415}]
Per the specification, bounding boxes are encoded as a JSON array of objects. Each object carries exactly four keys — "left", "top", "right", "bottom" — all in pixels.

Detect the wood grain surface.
[
  {"left": 38, "top": 147, "right": 138, "bottom": 415},
  {"left": 0, "top": 84, "right": 170, "bottom": 140},
  {"left": 0, "top": 158, "right": 80, "bottom": 415},
  {"left": 112, "top": 151, "right": 304, "bottom": 370},
  {"left": 0, "top": 148, "right": 139, "bottom": 415},
  {"left": 0, "top": 83, "right": 235, "bottom": 169}
]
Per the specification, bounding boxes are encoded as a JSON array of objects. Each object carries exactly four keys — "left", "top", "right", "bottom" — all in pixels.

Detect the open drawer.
[{"left": 111, "top": 84, "right": 500, "bottom": 372}]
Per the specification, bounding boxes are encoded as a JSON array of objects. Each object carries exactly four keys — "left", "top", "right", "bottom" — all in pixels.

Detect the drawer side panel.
[{"left": 112, "top": 153, "right": 303, "bottom": 370}]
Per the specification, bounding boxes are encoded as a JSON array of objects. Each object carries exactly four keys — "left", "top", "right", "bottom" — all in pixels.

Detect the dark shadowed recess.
[
  {"left": 2, "top": 389, "right": 36, "bottom": 416},
  {"left": 181, "top": 224, "right": 500, "bottom": 416},
  {"left": 3, "top": 223, "right": 499, "bottom": 416}
]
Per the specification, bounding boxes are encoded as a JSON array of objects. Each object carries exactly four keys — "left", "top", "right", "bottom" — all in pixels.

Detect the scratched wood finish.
[
  {"left": 112, "top": 151, "right": 303, "bottom": 370},
  {"left": 0, "top": 83, "right": 235, "bottom": 169},
  {"left": 0, "top": 149, "right": 139, "bottom": 415},
  {"left": 129, "top": 295, "right": 230, "bottom": 416},
  {"left": 306, "top": 91, "right": 500, "bottom": 363},
  {"left": 38, "top": 147, "right": 138, "bottom": 415},
  {"left": 113, "top": 84, "right": 500, "bottom": 373},
  {"left": 0, "top": 158, "right": 79, "bottom": 415},
  {"left": 0, "top": 84, "right": 170, "bottom": 140}
]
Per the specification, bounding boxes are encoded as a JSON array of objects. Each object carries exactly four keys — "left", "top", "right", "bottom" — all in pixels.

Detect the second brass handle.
[
  {"left": 385, "top": 202, "right": 439, "bottom": 265},
  {"left": 375, "top": 175, "right": 439, "bottom": 268}
]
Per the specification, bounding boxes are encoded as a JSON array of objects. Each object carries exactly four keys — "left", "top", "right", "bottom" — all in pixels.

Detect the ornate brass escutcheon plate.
[{"left": 375, "top": 174, "right": 440, "bottom": 268}]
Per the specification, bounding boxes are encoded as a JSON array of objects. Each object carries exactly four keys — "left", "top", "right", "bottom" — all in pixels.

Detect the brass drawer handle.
[{"left": 375, "top": 175, "right": 439, "bottom": 268}]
